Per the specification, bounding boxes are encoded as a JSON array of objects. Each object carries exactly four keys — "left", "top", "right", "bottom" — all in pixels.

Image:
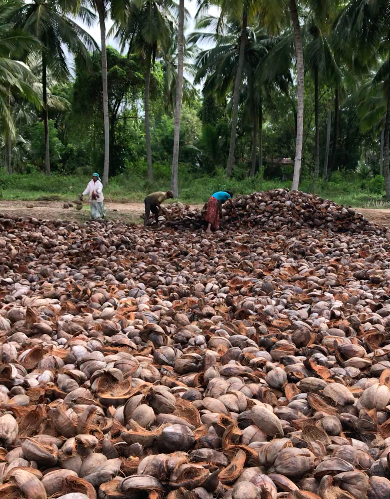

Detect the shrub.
[
  {"left": 355, "top": 160, "right": 373, "bottom": 179},
  {"left": 368, "top": 175, "right": 385, "bottom": 194}
]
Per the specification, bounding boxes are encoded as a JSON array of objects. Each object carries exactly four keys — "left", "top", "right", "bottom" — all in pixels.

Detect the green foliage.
[
  {"left": 0, "top": 0, "right": 41, "bottom": 139},
  {"left": 28, "top": 120, "right": 64, "bottom": 168},
  {"left": 2, "top": 0, "right": 390, "bottom": 199},
  {"left": 1, "top": 168, "right": 386, "bottom": 210},
  {"left": 73, "top": 46, "right": 145, "bottom": 176},
  {"left": 355, "top": 160, "right": 372, "bottom": 179},
  {"left": 367, "top": 175, "right": 385, "bottom": 194}
]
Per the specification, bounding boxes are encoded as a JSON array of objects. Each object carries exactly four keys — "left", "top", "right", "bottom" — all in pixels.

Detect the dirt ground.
[
  {"left": 0, "top": 200, "right": 204, "bottom": 224},
  {"left": 0, "top": 200, "right": 389, "bottom": 229}
]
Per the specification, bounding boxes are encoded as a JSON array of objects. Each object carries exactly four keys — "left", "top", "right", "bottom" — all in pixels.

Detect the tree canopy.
[{"left": 1, "top": 0, "right": 390, "bottom": 196}]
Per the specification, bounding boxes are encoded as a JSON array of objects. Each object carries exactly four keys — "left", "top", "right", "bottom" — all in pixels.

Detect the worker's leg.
[
  {"left": 144, "top": 200, "right": 151, "bottom": 226},
  {"left": 152, "top": 205, "right": 159, "bottom": 226}
]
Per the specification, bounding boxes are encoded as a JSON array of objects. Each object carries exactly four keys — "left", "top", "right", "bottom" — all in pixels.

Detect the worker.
[
  {"left": 144, "top": 190, "right": 174, "bottom": 226},
  {"left": 204, "top": 190, "right": 233, "bottom": 233},
  {"left": 81, "top": 173, "right": 104, "bottom": 219}
]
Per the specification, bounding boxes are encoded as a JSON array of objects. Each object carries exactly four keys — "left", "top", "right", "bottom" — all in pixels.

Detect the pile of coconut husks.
[{"left": 0, "top": 191, "right": 390, "bottom": 499}]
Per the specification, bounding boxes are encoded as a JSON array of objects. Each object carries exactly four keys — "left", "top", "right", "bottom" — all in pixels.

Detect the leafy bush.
[
  {"left": 355, "top": 160, "right": 373, "bottom": 179},
  {"left": 368, "top": 175, "right": 384, "bottom": 194}
]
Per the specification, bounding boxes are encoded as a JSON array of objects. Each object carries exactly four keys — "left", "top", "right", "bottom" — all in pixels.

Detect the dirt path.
[
  {"left": 0, "top": 200, "right": 389, "bottom": 229},
  {"left": 0, "top": 200, "right": 204, "bottom": 224},
  {"left": 354, "top": 208, "right": 390, "bottom": 229}
]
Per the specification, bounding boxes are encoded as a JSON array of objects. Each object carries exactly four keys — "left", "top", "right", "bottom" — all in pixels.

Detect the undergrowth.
[{"left": 0, "top": 168, "right": 388, "bottom": 208}]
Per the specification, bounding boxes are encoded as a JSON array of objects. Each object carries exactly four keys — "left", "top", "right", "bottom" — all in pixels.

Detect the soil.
[
  {"left": 0, "top": 200, "right": 204, "bottom": 224},
  {"left": 0, "top": 200, "right": 389, "bottom": 229},
  {"left": 355, "top": 208, "right": 390, "bottom": 229}
]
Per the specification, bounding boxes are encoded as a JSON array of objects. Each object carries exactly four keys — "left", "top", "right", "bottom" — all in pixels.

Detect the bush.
[
  {"left": 0, "top": 168, "right": 386, "bottom": 207},
  {"left": 368, "top": 175, "right": 385, "bottom": 194},
  {"left": 330, "top": 169, "right": 354, "bottom": 184},
  {"left": 355, "top": 160, "right": 373, "bottom": 179}
]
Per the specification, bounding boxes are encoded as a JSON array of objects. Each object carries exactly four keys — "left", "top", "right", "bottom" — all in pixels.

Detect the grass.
[{"left": 0, "top": 169, "right": 388, "bottom": 208}]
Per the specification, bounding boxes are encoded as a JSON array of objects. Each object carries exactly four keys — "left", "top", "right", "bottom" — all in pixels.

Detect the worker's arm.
[
  {"left": 227, "top": 198, "right": 236, "bottom": 212},
  {"left": 82, "top": 183, "right": 90, "bottom": 196},
  {"left": 159, "top": 204, "right": 168, "bottom": 215}
]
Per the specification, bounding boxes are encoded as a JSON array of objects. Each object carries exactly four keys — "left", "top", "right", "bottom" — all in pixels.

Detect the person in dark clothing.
[{"left": 144, "top": 190, "right": 174, "bottom": 226}]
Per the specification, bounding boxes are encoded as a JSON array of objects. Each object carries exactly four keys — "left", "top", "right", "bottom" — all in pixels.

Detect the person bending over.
[
  {"left": 204, "top": 190, "right": 233, "bottom": 233},
  {"left": 144, "top": 190, "right": 174, "bottom": 226}
]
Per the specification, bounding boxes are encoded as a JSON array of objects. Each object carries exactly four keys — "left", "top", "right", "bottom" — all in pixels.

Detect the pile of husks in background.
[
  {"left": 164, "top": 189, "right": 386, "bottom": 235},
  {"left": 0, "top": 190, "right": 390, "bottom": 499}
]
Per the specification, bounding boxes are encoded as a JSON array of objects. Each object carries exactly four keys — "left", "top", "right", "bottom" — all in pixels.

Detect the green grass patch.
[{"left": 0, "top": 168, "right": 388, "bottom": 209}]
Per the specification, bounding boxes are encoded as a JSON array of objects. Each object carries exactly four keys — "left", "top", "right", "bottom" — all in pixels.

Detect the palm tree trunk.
[
  {"left": 226, "top": 7, "right": 248, "bottom": 178},
  {"left": 323, "top": 108, "right": 331, "bottom": 179},
  {"left": 250, "top": 107, "right": 257, "bottom": 177},
  {"left": 42, "top": 54, "right": 50, "bottom": 175},
  {"left": 145, "top": 47, "right": 153, "bottom": 181},
  {"left": 6, "top": 135, "right": 12, "bottom": 173},
  {"left": 313, "top": 64, "right": 320, "bottom": 192},
  {"left": 5, "top": 138, "right": 10, "bottom": 174},
  {"left": 290, "top": 0, "right": 304, "bottom": 191},
  {"left": 329, "top": 88, "right": 339, "bottom": 179},
  {"left": 171, "top": 0, "right": 184, "bottom": 197},
  {"left": 258, "top": 99, "right": 263, "bottom": 177},
  {"left": 5, "top": 94, "right": 12, "bottom": 174},
  {"left": 380, "top": 123, "right": 384, "bottom": 176},
  {"left": 97, "top": 1, "right": 109, "bottom": 186},
  {"left": 384, "top": 94, "right": 390, "bottom": 198}
]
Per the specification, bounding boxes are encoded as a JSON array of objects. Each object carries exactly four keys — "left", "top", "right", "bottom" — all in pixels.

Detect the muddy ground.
[{"left": 0, "top": 200, "right": 389, "bottom": 229}]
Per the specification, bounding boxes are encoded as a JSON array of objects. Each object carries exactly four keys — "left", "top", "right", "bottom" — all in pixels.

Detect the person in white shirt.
[{"left": 81, "top": 173, "right": 105, "bottom": 219}]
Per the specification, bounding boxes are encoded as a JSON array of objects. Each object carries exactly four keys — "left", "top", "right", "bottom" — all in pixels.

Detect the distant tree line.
[{"left": 1, "top": 0, "right": 389, "bottom": 195}]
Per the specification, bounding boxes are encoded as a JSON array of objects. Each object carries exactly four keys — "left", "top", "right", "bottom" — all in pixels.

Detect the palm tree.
[
  {"left": 0, "top": 1, "right": 41, "bottom": 171},
  {"left": 196, "top": 0, "right": 307, "bottom": 185},
  {"left": 260, "top": 0, "right": 333, "bottom": 190},
  {"left": 334, "top": 0, "right": 389, "bottom": 194},
  {"left": 13, "top": 0, "right": 97, "bottom": 175},
  {"left": 323, "top": 106, "right": 331, "bottom": 179},
  {"left": 254, "top": 32, "right": 293, "bottom": 175},
  {"left": 170, "top": 0, "right": 184, "bottom": 198},
  {"left": 113, "top": 0, "right": 175, "bottom": 181},
  {"left": 87, "top": 0, "right": 130, "bottom": 185},
  {"left": 306, "top": 22, "right": 341, "bottom": 190},
  {"left": 288, "top": 0, "right": 304, "bottom": 191},
  {"left": 161, "top": 36, "right": 197, "bottom": 115},
  {"left": 191, "top": 21, "right": 291, "bottom": 178},
  {"left": 224, "top": 1, "right": 249, "bottom": 178},
  {"left": 195, "top": 0, "right": 270, "bottom": 178}
]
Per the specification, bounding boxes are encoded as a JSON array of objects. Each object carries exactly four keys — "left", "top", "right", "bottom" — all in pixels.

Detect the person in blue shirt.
[{"left": 204, "top": 190, "right": 233, "bottom": 233}]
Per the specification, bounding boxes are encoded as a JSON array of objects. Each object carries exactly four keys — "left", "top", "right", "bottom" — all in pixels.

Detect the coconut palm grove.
[
  {"left": 4, "top": 3, "right": 390, "bottom": 498},
  {"left": 1, "top": 0, "right": 390, "bottom": 201}
]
